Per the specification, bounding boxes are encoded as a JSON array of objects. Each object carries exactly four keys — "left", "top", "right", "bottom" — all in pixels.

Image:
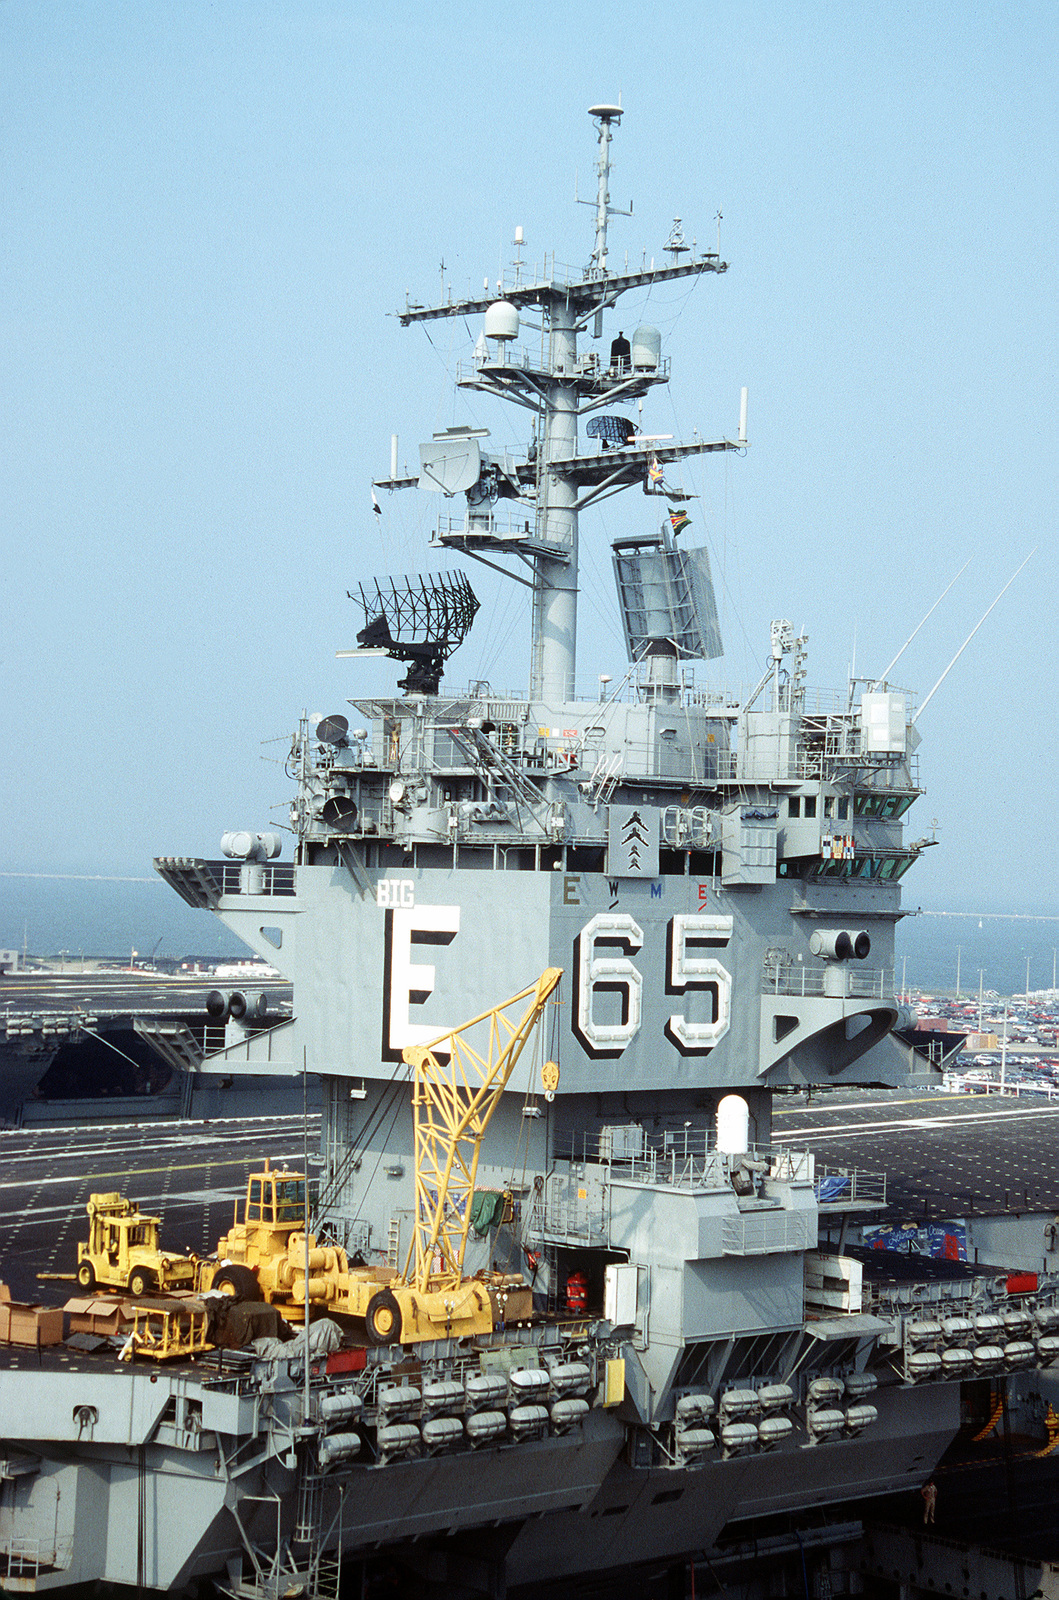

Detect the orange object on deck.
[{"left": 565, "top": 1270, "right": 588, "bottom": 1314}]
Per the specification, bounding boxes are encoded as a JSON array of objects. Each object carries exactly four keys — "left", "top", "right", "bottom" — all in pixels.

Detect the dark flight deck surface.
[{"left": 775, "top": 1087, "right": 1059, "bottom": 1219}]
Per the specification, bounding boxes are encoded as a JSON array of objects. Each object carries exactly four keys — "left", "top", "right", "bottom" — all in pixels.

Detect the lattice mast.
[{"left": 401, "top": 968, "right": 562, "bottom": 1295}]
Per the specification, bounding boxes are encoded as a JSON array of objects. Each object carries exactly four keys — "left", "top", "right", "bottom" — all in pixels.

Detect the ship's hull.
[{"left": 0, "top": 1369, "right": 958, "bottom": 1593}]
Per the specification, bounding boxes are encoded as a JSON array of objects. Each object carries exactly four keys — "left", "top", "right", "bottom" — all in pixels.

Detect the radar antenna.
[
  {"left": 350, "top": 571, "right": 479, "bottom": 695},
  {"left": 585, "top": 101, "right": 632, "bottom": 274}
]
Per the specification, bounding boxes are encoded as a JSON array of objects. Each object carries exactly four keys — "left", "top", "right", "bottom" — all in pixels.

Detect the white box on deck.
[{"left": 860, "top": 692, "right": 907, "bottom": 754}]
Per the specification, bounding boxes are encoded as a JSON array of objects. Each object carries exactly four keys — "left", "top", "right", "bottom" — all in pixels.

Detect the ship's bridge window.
[
  {"left": 837, "top": 797, "right": 849, "bottom": 821},
  {"left": 788, "top": 797, "right": 801, "bottom": 818},
  {"left": 855, "top": 791, "right": 916, "bottom": 819},
  {"left": 823, "top": 796, "right": 834, "bottom": 818},
  {"left": 808, "top": 853, "right": 914, "bottom": 881},
  {"left": 803, "top": 796, "right": 817, "bottom": 819}
]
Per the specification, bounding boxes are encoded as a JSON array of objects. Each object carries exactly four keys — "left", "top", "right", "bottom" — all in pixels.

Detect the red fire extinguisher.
[{"left": 565, "top": 1270, "right": 588, "bottom": 1314}]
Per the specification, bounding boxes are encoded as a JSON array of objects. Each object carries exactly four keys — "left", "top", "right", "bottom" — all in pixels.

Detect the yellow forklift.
[{"left": 76, "top": 1194, "right": 198, "bottom": 1297}]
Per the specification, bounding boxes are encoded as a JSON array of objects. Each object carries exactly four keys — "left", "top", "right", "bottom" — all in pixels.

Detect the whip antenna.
[{"left": 913, "top": 549, "right": 1035, "bottom": 724}]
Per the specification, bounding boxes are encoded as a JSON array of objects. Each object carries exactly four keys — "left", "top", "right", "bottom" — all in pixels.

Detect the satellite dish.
[
  {"left": 321, "top": 795, "right": 358, "bottom": 828},
  {"left": 316, "top": 715, "right": 350, "bottom": 746}
]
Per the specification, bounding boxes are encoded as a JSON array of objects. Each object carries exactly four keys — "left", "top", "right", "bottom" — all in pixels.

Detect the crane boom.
[{"left": 401, "top": 968, "right": 563, "bottom": 1294}]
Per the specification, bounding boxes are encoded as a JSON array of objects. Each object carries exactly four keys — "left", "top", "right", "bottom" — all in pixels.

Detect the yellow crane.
[{"left": 355, "top": 966, "right": 562, "bottom": 1344}]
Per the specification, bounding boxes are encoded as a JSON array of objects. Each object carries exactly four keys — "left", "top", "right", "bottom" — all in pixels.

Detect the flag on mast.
[{"left": 669, "top": 506, "right": 690, "bottom": 535}]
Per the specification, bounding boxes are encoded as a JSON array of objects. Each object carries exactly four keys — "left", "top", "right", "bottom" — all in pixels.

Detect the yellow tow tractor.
[{"left": 76, "top": 1193, "right": 198, "bottom": 1298}]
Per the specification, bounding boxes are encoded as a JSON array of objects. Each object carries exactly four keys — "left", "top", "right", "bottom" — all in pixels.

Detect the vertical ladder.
[
  {"left": 386, "top": 1215, "right": 401, "bottom": 1269},
  {"left": 293, "top": 1463, "right": 343, "bottom": 1600},
  {"left": 294, "top": 1467, "right": 320, "bottom": 1548}
]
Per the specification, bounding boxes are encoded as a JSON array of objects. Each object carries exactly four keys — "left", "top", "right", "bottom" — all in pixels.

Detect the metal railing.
[
  {"left": 552, "top": 1129, "right": 813, "bottom": 1191},
  {"left": 762, "top": 965, "right": 891, "bottom": 999},
  {"left": 217, "top": 863, "right": 296, "bottom": 897},
  {"left": 0, "top": 1537, "right": 75, "bottom": 1578},
  {"left": 813, "top": 1166, "right": 887, "bottom": 1206},
  {"left": 436, "top": 511, "right": 539, "bottom": 543}
]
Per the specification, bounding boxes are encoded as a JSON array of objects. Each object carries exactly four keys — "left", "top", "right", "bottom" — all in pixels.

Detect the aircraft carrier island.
[{"left": 1, "top": 104, "right": 1055, "bottom": 1600}]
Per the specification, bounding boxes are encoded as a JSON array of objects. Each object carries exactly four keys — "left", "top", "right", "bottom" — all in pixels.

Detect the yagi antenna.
[
  {"left": 869, "top": 557, "right": 973, "bottom": 691},
  {"left": 912, "top": 548, "right": 1036, "bottom": 724}
]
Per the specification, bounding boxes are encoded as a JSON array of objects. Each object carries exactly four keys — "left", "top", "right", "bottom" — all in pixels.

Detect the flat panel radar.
[
  {"left": 351, "top": 571, "right": 480, "bottom": 695},
  {"left": 612, "top": 523, "right": 723, "bottom": 663}
]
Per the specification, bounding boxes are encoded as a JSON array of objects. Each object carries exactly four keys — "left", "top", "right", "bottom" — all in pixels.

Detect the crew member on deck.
[{"left": 920, "top": 1480, "right": 937, "bottom": 1524}]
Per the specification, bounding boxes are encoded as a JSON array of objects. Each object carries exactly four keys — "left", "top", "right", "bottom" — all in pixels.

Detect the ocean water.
[
  {"left": 896, "top": 913, "right": 1059, "bottom": 998},
  {"left": 0, "top": 875, "right": 245, "bottom": 962}
]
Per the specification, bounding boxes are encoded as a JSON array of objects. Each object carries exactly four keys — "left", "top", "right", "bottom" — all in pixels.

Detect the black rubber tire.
[
  {"left": 212, "top": 1264, "right": 262, "bottom": 1303},
  {"left": 128, "top": 1268, "right": 153, "bottom": 1298},
  {"left": 364, "top": 1288, "right": 402, "bottom": 1346},
  {"left": 77, "top": 1261, "right": 96, "bottom": 1291}
]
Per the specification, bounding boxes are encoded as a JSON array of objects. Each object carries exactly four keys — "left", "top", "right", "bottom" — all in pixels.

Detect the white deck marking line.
[{"left": 782, "top": 1105, "right": 1059, "bottom": 1140}]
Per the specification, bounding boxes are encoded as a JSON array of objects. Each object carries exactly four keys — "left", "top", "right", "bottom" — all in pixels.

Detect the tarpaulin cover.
[{"left": 470, "top": 1190, "right": 506, "bottom": 1236}]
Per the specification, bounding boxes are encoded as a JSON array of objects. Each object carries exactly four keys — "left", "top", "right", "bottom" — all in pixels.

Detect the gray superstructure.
[{"left": 2, "top": 103, "right": 1053, "bottom": 1599}]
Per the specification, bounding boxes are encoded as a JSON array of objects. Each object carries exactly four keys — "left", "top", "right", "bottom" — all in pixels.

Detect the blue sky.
[{"left": 1, "top": 1, "right": 1056, "bottom": 954}]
